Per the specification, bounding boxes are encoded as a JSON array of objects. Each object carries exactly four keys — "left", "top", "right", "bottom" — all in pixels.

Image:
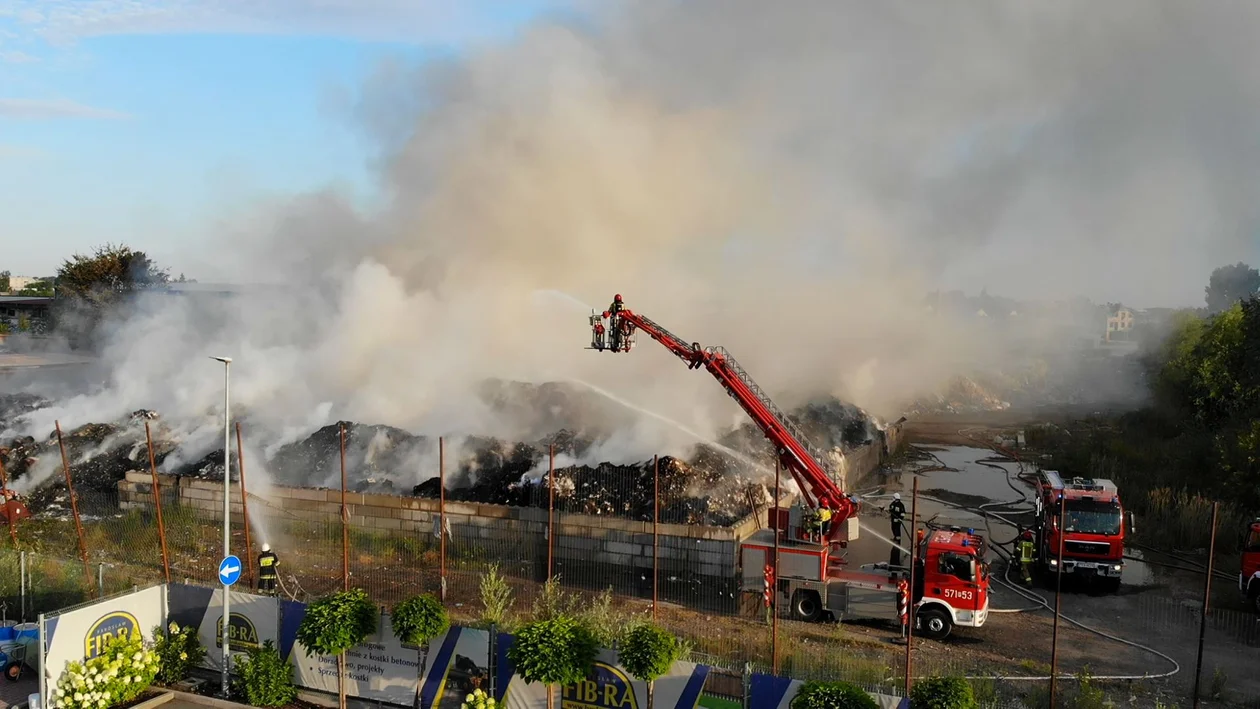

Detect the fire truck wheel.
[
  {"left": 1099, "top": 577, "right": 1121, "bottom": 594},
  {"left": 790, "top": 590, "right": 822, "bottom": 622},
  {"left": 917, "top": 607, "right": 952, "bottom": 641},
  {"left": 1251, "top": 591, "right": 1260, "bottom": 615}
]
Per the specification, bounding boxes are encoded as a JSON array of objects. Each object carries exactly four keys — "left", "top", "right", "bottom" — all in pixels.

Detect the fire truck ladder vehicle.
[
  {"left": 1033, "top": 471, "right": 1133, "bottom": 594},
  {"left": 589, "top": 297, "right": 991, "bottom": 639}
]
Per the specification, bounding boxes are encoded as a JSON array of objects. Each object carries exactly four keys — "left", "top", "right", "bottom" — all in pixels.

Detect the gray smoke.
[{"left": 11, "top": 0, "right": 1260, "bottom": 466}]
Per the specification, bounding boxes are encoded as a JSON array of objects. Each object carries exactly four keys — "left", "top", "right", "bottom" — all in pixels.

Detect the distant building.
[
  {"left": 0, "top": 296, "right": 53, "bottom": 332},
  {"left": 1105, "top": 307, "right": 1137, "bottom": 342},
  {"left": 2, "top": 276, "right": 50, "bottom": 295}
]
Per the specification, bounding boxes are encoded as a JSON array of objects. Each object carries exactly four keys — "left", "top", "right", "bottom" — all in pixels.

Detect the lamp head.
[{"left": 211, "top": 356, "right": 233, "bottom": 364}]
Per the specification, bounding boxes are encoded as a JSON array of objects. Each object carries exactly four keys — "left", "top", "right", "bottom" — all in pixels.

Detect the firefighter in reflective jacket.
[
  {"left": 257, "top": 544, "right": 279, "bottom": 595},
  {"left": 1017, "top": 530, "right": 1036, "bottom": 586}
]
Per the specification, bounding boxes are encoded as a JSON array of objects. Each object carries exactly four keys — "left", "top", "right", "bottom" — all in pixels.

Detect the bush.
[
  {"left": 234, "top": 640, "right": 298, "bottom": 708},
  {"left": 391, "top": 594, "right": 449, "bottom": 647},
  {"left": 479, "top": 564, "right": 514, "bottom": 629},
  {"left": 52, "top": 634, "right": 159, "bottom": 709},
  {"left": 461, "top": 688, "right": 498, "bottom": 709},
  {"left": 619, "top": 623, "right": 681, "bottom": 684},
  {"left": 296, "top": 587, "right": 377, "bottom": 656},
  {"left": 508, "top": 616, "right": 598, "bottom": 689},
  {"left": 790, "top": 680, "right": 878, "bottom": 709},
  {"left": 910, "top": 676, "right": 978, "bottom": 709},
  {"left": 153, "top": 622, "right": 207, "bottom": 685}
]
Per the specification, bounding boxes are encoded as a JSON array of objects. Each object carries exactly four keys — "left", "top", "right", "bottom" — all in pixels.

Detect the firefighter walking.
[
  {"left": 1016, "top": 530, "right": 1036, "bottom": 586},
  {"left": 257, "top": 544, "right": 279, "bottom": 595}
]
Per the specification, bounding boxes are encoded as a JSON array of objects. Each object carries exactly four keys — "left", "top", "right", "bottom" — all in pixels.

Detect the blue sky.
[{"left": 0, "top": 0, "right": 577, "bottom": 277}]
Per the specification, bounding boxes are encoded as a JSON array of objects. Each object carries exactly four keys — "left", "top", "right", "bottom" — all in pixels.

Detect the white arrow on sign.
[{"left": 219, "top": 563, "right": 240, "bottom": 579}]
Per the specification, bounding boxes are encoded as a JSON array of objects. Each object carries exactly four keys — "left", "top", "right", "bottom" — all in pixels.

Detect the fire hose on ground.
[{"left": 863, "top": 446, "right": 1180, "bottom": 682}]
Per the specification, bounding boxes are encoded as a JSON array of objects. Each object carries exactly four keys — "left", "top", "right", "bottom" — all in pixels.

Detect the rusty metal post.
[
  {"left": 1192, "top": 502, "right": 1220, "bottom": 709},
  {"left": 772, "top": 456, "right": 781, "bottom": 675},
  {"left": 55, "top": 421, "right": 94, "bottom": 597},
  {"left": 0, "top": 455, "right": 18, "bottom": 548},
  {"left": 903, "top": 476, "right": 918, "bottom": 697},
  {"left": 144, "top": 422, "right": 171, "bottom": 584},
  {"left": 548, "top": 444, "right": 556, "bottom": 579},
  {"left": 235, "top": 423, "right": 255, "bottom": 589},
  {"left": 653, "top": 454, "right": 659, "bottom": 622},
  {"left": 439, "top": 436, "right": 446, "bottom": 601},
  {"left": 1050, "top": 494, "right": 1066, "bottom": 706},
  {"left": 340, "top": 424, "right": 350, "bottom": 592}
]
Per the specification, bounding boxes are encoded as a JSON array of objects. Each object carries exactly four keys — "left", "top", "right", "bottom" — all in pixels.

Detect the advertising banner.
[
  {"left": 41, "top": 586, "right": 167, "bottom": 698},
  {"left": 279, "top": 600, "right": 422, "bottom": 707},
  {"left": 166, "top": 584, "right": 280, "bottom": 670},
  {"left": 416, "top": 626, "right": 491, "bottom": 709},
  {"left": 496, "top": 641, "right": 711, "bottom": 709}
]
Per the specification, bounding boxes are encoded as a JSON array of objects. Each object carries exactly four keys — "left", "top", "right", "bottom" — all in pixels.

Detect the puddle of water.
[{"left": 1122, "top": 548, "right": 1155, "bottom": 586}]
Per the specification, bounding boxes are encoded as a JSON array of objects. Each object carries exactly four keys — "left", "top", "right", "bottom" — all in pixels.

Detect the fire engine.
[
  {"left": 1033, "top": 471, "right": 1132, "bottom": 593},
  {"left": 1241, "top": 519, "right": 1260, "bottom": 614},
  {"left": 588, "top": 296, "right": 991, "bottom": 640}
]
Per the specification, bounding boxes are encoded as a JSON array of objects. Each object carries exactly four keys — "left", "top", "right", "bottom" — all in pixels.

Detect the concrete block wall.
[{"left": 116, "top": 429, "right": 901, "bottom": 591}]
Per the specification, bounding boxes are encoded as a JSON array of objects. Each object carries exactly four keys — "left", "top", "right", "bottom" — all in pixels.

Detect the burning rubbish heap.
[{"left": 0, "top": 384, "right": 877, "bottom": 528}]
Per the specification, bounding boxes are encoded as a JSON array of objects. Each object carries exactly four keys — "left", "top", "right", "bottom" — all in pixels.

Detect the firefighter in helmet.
[
  {"left": 1016, "top": 529, "right": 1036, "bottom": 586},
  {"left": 817, "top": 497, "right": 834, "bottom": 538},
  {"left": 608, "top": 294, "right": 625, "bottom": 316},
  {"left": 257, "top": 543, "right": 279, "bottom": 595},
  {"left": 888, "top": 493, "right": 907, "bottom": 541}
]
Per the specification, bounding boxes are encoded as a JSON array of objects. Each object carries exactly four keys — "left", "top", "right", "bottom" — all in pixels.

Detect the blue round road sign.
[{"left": 218, "top": 555, "right": 242, "bottom": 586}]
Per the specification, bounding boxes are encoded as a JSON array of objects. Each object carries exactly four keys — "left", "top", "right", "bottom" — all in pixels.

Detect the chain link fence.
[{"left": 3, "top": 481, "right": 1259, "bottom": 707}]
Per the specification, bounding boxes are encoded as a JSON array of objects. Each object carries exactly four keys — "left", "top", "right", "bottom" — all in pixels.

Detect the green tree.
[
  {"left": 909, "top": 676, "right": 978, "bottom": 709},
  {"left": 790, "top": 680, "right": 878, "bottom": 709},
  {"left": 391, "top": 594, "right": 450, "bottom": 695},
  {"left": 1205, "top": 262, "right": 1260, "bottom": 314},
  {"left": 0, "top": 270, "right": 9, "bottom": 292},
  {"left": 296, "top": 588, "right": 377, "bottom": 709},
  {"left": 54, "top": 243, "right": 169, "bottom": 346},
  {"left": 618, "top": 623, "right": 684, "bottom": 709},
  {"left": 508, "top": 616, "right": 598, "bottom": 709},
  {"left": 17, "top": 279, "right": 54, "bottom": 296},
  {"left": 233, "top": 640, "right": 298, "bottom": 707}
]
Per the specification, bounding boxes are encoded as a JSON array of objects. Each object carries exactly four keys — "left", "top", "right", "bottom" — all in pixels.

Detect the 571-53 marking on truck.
[{"left": 943, "top": 589, "right": 974, "bottom": 600}]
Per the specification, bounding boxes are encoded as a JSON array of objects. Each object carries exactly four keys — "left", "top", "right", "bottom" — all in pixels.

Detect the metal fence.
[{"left": 4, "top": 484, "right": 1259, "bottom": 708}]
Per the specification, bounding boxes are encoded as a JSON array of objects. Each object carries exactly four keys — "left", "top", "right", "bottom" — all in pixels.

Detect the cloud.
[
  {"left": 0, "top": 49, "right": 38, "bottom": 63},
  {"left": 0, "top": 97, "right": 129, "bottom": 119},
  {"left": 0, "top": 0, "right": 581, "bottom": 44}
]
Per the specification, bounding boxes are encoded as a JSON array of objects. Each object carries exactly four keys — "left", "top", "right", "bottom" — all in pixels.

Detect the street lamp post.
[{"left": 211, "top": 356, "right": 232, "bottom": 697}]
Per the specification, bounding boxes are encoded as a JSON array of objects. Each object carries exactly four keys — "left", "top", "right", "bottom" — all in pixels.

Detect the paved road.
[
  {"left": 0, "top": 353, "right": 95, "bottom": 370},
  {"left": 0, "top": 676, "right": 37, "bottom": 709}
]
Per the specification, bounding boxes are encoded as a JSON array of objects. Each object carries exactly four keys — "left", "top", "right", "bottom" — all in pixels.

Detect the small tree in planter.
[
  {"left": 618, "top": 622, "right": 685, "bottom": 709},
  {"left": 234, "top": 640, "right": 298, "bottom": 708},
  {"left": 391, "top": 594, "right": 450, "bottom": 696},
  {"left": 507, "top": 616, "right": 598, "bottom": 709},
  {"left": 296, "top": 588, "right": 377, "bottom": 709},
  {"left": 909, "top": 675, "right": 978, "bottom": 709},
  {"left": 790, "top": 680, "right": 878, "bottom": 709},
  {"left": 153, "top": 622, "right": 207, "bottom": 686}
]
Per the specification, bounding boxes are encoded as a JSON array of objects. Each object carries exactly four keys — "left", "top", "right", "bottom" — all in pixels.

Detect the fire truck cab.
[
  {"left": 1240, "top": 519, "right": 1260, "bottom": 614},
  {"left": 1034, "top": 471, "right": 1131, "bottom": 593},
  {"left": 740, "top": 504, "right": 989, "bottom": 640}
]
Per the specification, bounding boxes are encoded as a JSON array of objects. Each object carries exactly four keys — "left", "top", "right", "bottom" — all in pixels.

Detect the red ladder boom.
[{"left": 589, "top": 297, "right": 860, "bottom": 541}]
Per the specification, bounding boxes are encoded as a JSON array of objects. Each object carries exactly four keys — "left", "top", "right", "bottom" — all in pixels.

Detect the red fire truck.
[
  {"left": 589, "top": 296, "right": 991, "bottom": 640},
  {"left": 1240, "top": 519, "right": 1260, "bottom": 613},
  {"left": 1034, "top": 471, "right": 1132, "bottom": 593}
]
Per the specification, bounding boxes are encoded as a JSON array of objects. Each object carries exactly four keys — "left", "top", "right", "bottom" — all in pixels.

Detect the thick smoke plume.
[{"left": 8, "top": 0, "right": 1260, "bottom": 472}]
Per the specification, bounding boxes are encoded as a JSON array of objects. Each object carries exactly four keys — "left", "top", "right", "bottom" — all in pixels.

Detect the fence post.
[
  {"left": 55, "top": 421, "right": 94, "bottom": 598},
  {"left": 548, "top": 445, "right": 555, "bottom": 580},
  {"left": 20, "top": 551, "right": 26, "bottom": 619},
  {"left": 741, "top": 662, "right": 751, "bottom": 709},
  {"left": 145, "top": 421, "right": 172, "bottom": 584},
  {"left": 237, "top": 422, "right": 255, "bottom": 589},
  {"left": 98, "top": 563, "right": 104, "bottom": 596},
  {"left": 0, "top": 455, "right": 17, "bottom": 547},
  {"left": 904, "top": 477, "right": 918, "bottom": 697},
  {"left": 487, "top": 623, "right": 498, "bottom": 699},
  {"left": 1050, "top": 493, "right": 1066, "bottom": 707},
  {"left": 653, "top": 454, "right": 659, "bottom": 622},
  {"left": 38, "top": 613, "right": 48, "bottom": 708},
  {"left": 439, "top": 436, "right": 446, "bottom": 602},
  {"left": 1191, "top": 502, "right": 1219, "bottom": 709},
  {"left": 340, "top": 424, "right": 349, "bottom": 592}
]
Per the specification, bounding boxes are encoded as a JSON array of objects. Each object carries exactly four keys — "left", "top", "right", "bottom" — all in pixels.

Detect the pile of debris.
[{"left": 0, "top": 384, "right": 874, "bottom": 527}]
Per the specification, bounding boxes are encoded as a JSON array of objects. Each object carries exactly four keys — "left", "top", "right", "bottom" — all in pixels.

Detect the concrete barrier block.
[
  {"left": 605, "top": 541, "right": 640, "bottom": 556},
  {"left": 124, "top": 470, "right": 150, "bottom": 484},
  {"left": 363, "top": 493, "right": 403, "bottom": 509},
  {"left": 371, "top": 517, "right": 403, "bottom": 531},
  {"left": 285, "top": 488, "right": 326, "bottom": 502}
]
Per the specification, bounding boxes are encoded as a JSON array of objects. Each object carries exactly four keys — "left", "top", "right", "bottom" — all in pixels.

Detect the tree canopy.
[
  {"left": 1205, "top": 262, "right": 1260, "bottom": 314},
  {"left": 57, "top": 243, "right": 169, "bottom": 307},
  {"left": 0, "top": 271, "right": 9, "bottom": 292}
]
